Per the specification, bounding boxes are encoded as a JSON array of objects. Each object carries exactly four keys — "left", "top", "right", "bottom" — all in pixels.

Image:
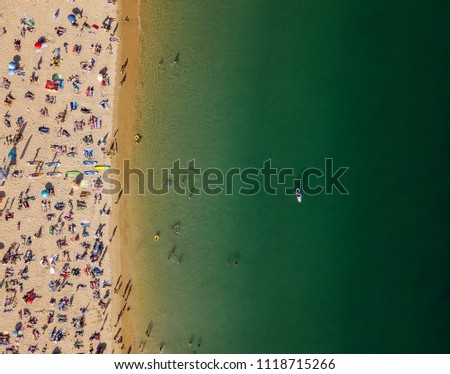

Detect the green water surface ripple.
[{"left": 127, "top": 0, "right": 450, "bottom": 353}]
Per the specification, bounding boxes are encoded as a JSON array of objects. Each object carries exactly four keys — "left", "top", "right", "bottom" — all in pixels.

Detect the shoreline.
[{"left": 110, "top": 0, "right": 142, "bottom": 353}]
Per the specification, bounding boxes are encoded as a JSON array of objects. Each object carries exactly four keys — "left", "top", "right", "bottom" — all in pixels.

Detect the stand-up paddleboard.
[
  {"left": 296, "top": 188, "right": 302, "bottom": 203},
  {"left": 66, "top": 171, "right": 81, "bottom": 177},
  {"left": 27, "top": 161, "right": 43, "bottom": 166},
  {"left": 47, "top": 172, "right": 62, "bottom": 178},
  {"left": 94, "top": 165, "right": 110, "bottom": 171},
  {"left": 83, "top": 160, "right": 97, "bottom": 166},
  {"left": 28, "top": 173, "right": 43, "bottom": 179},
  {"left": 45, "top": 162, "right": 61, "bottom": 167}
]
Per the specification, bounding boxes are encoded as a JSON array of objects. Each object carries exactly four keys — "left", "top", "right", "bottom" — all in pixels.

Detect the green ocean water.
[{"left": 126, "top": 0, "right": 450, "bottom": 353}]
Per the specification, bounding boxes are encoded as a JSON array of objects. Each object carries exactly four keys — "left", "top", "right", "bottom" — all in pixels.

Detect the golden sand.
[
  {"left": 0, "top": 0, "right": 139, "bottom": 354},
  {"left": 110, "top": 0, "right": 142, "bottom": 354}
]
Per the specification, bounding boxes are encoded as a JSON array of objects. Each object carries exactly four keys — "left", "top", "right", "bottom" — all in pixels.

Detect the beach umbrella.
[
  {"left": 52, "top": 73, "right": 62, "bottom": 81},
  {"left": 41, "top": 190, "right": 49, "bottom": 198},
  {"left": 8, "top": 61, "right": 16, "bottom": 69},
  {"left": 67, "top": 14, "right": 76, "bottom": 23},
  {"left": 7, "top": 148, "right": 16, "bottom": 160},
  {"left": 34, "top": 41, "right": 42, "bottom": 50},
  {"left": 7, "top": 69, "right": 15, "bottom": 76}
]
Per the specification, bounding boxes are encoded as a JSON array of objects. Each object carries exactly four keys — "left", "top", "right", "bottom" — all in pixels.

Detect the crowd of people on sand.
[{"left": 0, "top": 1, "right": 135, "bottom": 354}]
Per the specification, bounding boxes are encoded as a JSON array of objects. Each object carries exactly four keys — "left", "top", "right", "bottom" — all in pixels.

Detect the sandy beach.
[
  {"left": 0, "top": 0, "right": 139, "bottom": 354},
  {"left": 110, "top": 0, "right": 142, "bottom": 354}
]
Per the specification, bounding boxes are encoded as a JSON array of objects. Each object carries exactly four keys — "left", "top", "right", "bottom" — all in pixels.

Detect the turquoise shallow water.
[{"left": 126, "top": 0, "right": 450, "bottom": 353}]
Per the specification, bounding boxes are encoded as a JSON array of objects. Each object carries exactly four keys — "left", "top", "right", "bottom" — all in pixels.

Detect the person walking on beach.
[
  {"left": 120, "top": 58, "right": 128, "bottom": 74},
  {"left": 115, "top": 189, "right": 123, "bottom": 204},
  {"left": 119, "top": 73, "right": 127, "bottom": 87}
]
